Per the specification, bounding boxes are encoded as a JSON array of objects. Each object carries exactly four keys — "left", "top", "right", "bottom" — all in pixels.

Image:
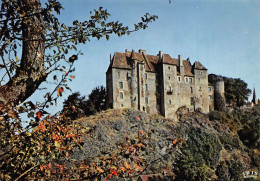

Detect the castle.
[{"left": 106, "top": 49, "right": 224, "bottom": 119}]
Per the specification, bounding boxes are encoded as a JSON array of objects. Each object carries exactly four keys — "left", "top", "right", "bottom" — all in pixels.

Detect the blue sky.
[{"left": 36, "top": 0, "right": 260, "bottom": 113}]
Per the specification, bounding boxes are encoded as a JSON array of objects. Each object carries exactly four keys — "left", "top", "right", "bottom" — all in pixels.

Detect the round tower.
[{"left": 214, "top": 79, "right": 225, "bottom": 99}]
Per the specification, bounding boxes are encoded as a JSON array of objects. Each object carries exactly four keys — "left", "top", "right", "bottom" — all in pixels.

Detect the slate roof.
[
  {"left": 108, "top": 50, "right": 207, "bottom": 76},
  {"left": 193, "top": 61, "right": 207, "bottom": 70}
]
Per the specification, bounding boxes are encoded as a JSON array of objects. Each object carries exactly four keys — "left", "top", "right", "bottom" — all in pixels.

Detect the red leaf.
[
  {"left": 36, "top": 111, "right": 42, "bottom": 119},
  {"left": 136, "top": 116, "right": 140, "bottom": 120},
  {"left": 57, "top": 87, "right": 64, "bottom": 96},
  {"left": 66, "top": 134, "right": 72, "bottom": 138},
  {"left": 111, "top": 170, "right": 117, "bottom": 176},
  {"left": 105, "top": 174, "right": 111, "bottom": 180}
]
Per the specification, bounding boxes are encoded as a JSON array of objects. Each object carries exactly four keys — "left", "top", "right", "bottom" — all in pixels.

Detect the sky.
[{"left": 33, "top": 0, "right": 260, "bottom": 113}]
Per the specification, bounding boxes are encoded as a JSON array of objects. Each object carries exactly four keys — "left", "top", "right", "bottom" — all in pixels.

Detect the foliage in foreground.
[{"left": 0, "top": 0, "right": 157, "bottom": 180}]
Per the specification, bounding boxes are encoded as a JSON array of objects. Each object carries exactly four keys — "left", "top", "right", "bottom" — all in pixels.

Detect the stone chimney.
[
  {"left": 159, "top": 51, "right": 163, "bottom": 61},
  {"left": 139, "top": 49, "right": 146, "bottom": 55},
  {"left": 110, "top": 54, "right": 112, "bottom": 64},
  {"left": 178, "top": 54, "right": 184, "bottom": 76},
  {"left": 178, "top": 55, "right": 183, "bottom": 66},
  {"left": 125, "top": 49, "right": 128, "bottom": 53}
]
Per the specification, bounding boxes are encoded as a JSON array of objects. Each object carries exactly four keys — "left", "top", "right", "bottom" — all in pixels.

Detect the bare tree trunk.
[{"left": 0, "top": 0, "right": 46, "bottom": 109}]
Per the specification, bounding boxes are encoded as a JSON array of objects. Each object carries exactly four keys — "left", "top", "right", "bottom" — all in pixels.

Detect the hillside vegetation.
[{"left": 73, "top": 107, "right": 259, "bottom": 180}]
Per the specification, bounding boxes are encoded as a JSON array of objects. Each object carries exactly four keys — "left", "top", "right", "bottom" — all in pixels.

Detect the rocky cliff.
[{"left": 74, "top": 108, "right": 259, "bottom": 180}]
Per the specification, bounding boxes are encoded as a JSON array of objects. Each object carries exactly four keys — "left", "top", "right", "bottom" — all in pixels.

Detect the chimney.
[
  {"left": 125, "top": 49, "right": 128, "bottom": 53},
  {"left": 139, "top": 49, "right": 146, "bottom": 55},
  {"left": 159, "top": 51, "right": 163, "bottom": 60},
  {"left": 110, "top": 54, "right": 112, "bottom": 64},
  {"left": 178, "top": 54, "right": 183, "bottom": 66}
]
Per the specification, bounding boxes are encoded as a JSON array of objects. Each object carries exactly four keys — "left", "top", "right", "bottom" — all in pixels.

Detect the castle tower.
[{"left": 214, "top": 79, "right": 225, "bottom": 98}]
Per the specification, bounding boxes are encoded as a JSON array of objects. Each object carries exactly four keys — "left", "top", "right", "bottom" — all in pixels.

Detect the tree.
[
  {"left": 209, "top": 74, "right": 251, "bottom": 108},
  {"left": 85, "top": 85, "right": 107, "bottom": 116},
  {"left": 0, "top": 0, "right": 157, "bottom": 180},
  {"left": 62, "top": 92, "right": 87, "bottom": 120},
  {"left": 0, "top": 0, "right": 157, "bottom": 110},
  {"left": 223, "top": 77, "right": 251, "bottom": 107},
  {"left": 62, "top": 86, "right": 107, "bottom": 119}
]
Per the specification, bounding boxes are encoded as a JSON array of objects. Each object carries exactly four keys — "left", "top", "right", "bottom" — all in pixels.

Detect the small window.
[
  {"left": 208, "top": 87, "right": 211, "bottom": 92},
  {"left": 209, "top": 95, "right": 211, "bottom": 100},
  {"left": 169, "top": 86, "right": 172, "bottom": 92},
  {"left": 121, "top": 104, "right": 124, "bottom": 107},
  {"left": 118, "top": 71, "right": 120, "bottom": 78},
  {"left": 191, "top": 97, "right": 194, "bottom": 105},
  {"left": 145, "top": 73, "right": 147, "bottom": 79},
  {"left": 190, "top": 87, "right": 193, "bottom": 93},
  {"left": 186, "top": 78, "right": 188, "bottom": 82},
  {"left": 120, "top": 92, "right": 123, "bottom": 99},
  {"left": 119, "top": 82, "right": 123, "bottom": 89},
  {"left": 145, "top": 84, "right": 148, "bottom": 91},
  {"left": 200, "top": 95, "right": 202, "bottom": 97},
  {"left": 178, "top": 77, "right": 181, "bottom": 82},
  {"left": 146, "top": 98, "right": 148, "bottom": 104},
  {"left": 127, "top": 72, "right": 131, "bottom": 79},
  {"left": 168, "top": 76, "right": 170, "bottom": 80},
  {"left": 168, "top": 66, "right": 171, "bottom": 70},
  {"left": 200, "top": 71, "right": 202, "bottom": 75},
  {"left": 169, "top": 100, "right": 172, "bottom": 105},
  {"left": 200, "top": 86, "right": 202, "bottom": 90},
  {"left": 189, "top": 78, "right": 192, "bottom": 83}
]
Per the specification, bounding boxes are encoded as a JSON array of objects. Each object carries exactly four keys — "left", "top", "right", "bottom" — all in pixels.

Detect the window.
[
  {"left": 121, "top": 104, "right": 124, "bottom": 107},
  {"left": 200, "top": 71, "right": 202, "bottom": 75},
  {"left": 209, "top": 95, "right": 212, "bottom": 100},
  {"left": 146, "top": 98, "right": 148, "bottom": 104},
  {"left": 191, "top": 97, "right": 194, "bottom": 105},
  {"left": 169, "top": 100, "right": 172, "bottom": 105},
  {"left": 119, "top": 82, "right": 123, "bottom": 89},
  {"left": 186, "top": 78, "right": 188, "bottom": 82},
  {"left": 120, "top": 92, "right": 123, "bottom": 99},
  {"left": 127, "top": 72, "right": 131, "bottom": 79},
  {"left": 168, "top": 66, "right": 170, "bottom": 70},
  {"left": 169, "top": 86, "right": 172, "bottom": 92},
  {"left": 145, "top": 73, "right": 147, "bottom": 79},
  {"left": 168, "top": 76, "right": 170, "bottom": 80},
  {"left": 145, "top": 84, "right": 148, "bottom": 91},
  {"left": 178, "top": 77, "right": 181, "bottom": 82},
  {"left": 118, "top": 71, "right": 120, "bottom": 78},
  {"left": 189, "top": 78, "right": 192, "bottom": 83},
  {"left": 208, "top": 87, "right": 211, "bottom": 92},
  {"left": 200, "top": 86, "right": 202, "bottom": 90},
  {"left": 190, "top": 87, "right": 193, "bottom": 93}
]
